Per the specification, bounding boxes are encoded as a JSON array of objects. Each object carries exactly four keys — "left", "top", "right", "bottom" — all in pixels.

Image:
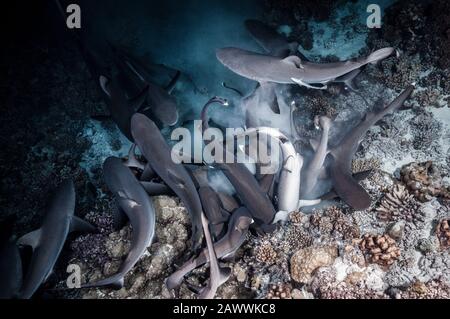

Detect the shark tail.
[
  {"left": 330, "top": 164, "right": 371, "bottom": 211},
  {"left": 81, "top": 274, "right": 125, "bottom": 290}
]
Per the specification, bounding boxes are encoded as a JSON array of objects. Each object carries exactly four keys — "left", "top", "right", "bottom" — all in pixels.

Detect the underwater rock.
[
  {"left": 290, "top": 245, "right": 338, "bottom": 283},
  {"left": 387, "top": 221, "right": 406, "bottom": 240},
  {"left": 400, "top": 161, "right": 450, "bottom": 202}
]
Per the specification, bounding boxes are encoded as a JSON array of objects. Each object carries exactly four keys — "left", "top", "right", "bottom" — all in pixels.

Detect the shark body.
[
  {"left": 18, "top": 180, "right": 95, "bottom": 299},
  {"left": 166, "top": 207, "right": 253, "bottom": 292},
  {"left": 131, "top": 113, "right": 203, "bottom": 251},
  {"left": 329, "top": 85, "right": 415, "bottom": 210},
  {"left": 83, "top": 157, "right": 155, "bottom": 289},
  {"left": 216, "top": 47, "right": 395, "bottom": 89}
]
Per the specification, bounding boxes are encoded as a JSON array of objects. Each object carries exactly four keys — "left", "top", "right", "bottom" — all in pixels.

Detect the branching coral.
[
  {"left": 376, "top": 184, "right": 422, "bottom": 223},
  {"left": 255, "top": 241, "right": 278, "bottom": 265}
]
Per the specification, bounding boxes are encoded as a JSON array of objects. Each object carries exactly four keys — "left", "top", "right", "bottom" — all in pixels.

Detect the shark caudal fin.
[{"left": 81, "top": 274, "right": 125, "bottom": 290}]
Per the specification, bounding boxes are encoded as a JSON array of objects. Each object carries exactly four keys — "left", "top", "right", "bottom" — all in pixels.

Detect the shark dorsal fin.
[
  {"left": 282, "top": 56, "right": 303, "bottom": 69},
  {"left": 17, "top": 229, "right": 42, "bottom": 251}
]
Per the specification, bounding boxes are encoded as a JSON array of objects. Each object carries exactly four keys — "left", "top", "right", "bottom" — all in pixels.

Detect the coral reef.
[
  {"left": 2, "top": 0, "right": 450, "bottom": 300},
  {"left": 358, "top": 234, "right": 401, "bottom": 267},
  {"left": 393, "top": 279, "right": 450, "bottom": 299},
  {"left": 376, "top": 184, "right": 422, "bottom": 223},
  {"left": 265, "top": 282, "right": 292, "bottom": 299},
  {"left": 400, "top": 161, "right": 450, "bottom": 202},
  {"left": 437, "top": 219, "right": 450, "bottom": 249},
  {"left": 255, "top": 241, "right": 278, "bottom": 265}
]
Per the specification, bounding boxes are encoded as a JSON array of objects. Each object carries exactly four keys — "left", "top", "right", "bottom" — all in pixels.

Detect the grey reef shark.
[
  {"left": 94, "top": 47, "right": 180, "bottom": 141},
  {"left": 108, "top": 46, "right": 180, "bottom": 126},
  {"left": 82, "top": 157, "right": 156, "bottom": 289},
  {"left": 216, "top": 46, "right": 395, "bottom": 90},
  {"left": 17, "top": 180, "right": 95, "bottom": 299},
  {"left": 329, "top": 85, "right": 415, "bottom": 210},
  {"left": 217, "top": 19, "right": 396, "bottom": 90},
  {"left": 244, "top": 19, "right": 364, "bottom": 90},
  {"left": 201, "top": 97, "right": 277, "bottom": 227},
  {"left": 166, "top": 207, "right": 254, "bottom": 294},
  {"left": 131, "top": 113, "right": 204, "bottom": 252}
]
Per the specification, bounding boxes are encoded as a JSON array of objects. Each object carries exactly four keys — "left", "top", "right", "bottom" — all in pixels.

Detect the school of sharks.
[{"left": 1, "top": 14, "right": 419, "bottom": 299}]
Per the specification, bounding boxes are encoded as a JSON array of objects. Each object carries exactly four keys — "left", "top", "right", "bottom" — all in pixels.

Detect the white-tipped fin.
[
  {"left": 291, "top": 78, "right": 328, "bottom": 90},
  {"left": 17, "top": 229, "right": 42, "bottom": 251}
]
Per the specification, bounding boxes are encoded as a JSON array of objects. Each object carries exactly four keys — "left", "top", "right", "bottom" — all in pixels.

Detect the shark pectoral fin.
[
  {"left": 140, "top": 163, "right": 156, "bottom": 181},
  {"left": 335, "top": 69, "right": 361, "bottom": 92},
  {"left": 353, "top": 169, "right": 373, "bottom": 182},
  {"left": 320, "top": 190, "right": 338, "bottom": 200},
  {"left": 129, "top": 85, "right": 149, "bottom": 113},
  {"left": 298, "top": 199, "right": 322, "bottom": 208},
  {"left": 99, "top": 75, "right": 111, "bottom": 97},
  {"left": 220, "top": 253, "right": 236, "bottom": 263},
  {"left": 81, "top": 275, "right": 124, "bottom": 290},
  {"left": 70, "top": 216, "right": 96, "bottom": 233},
  {"left": 185, "top": 282, "right": 203, "bottom": 294},
  {"left": 124, "top": 144, "right": 145, "bottom": 170},
  {"left": 212, "top": 213, "right": 229, "bottom": 225},
  {"left": 269, "top": 95, "right": 281, "bottom": 114},
  {"left": 258, "top": 174, "right": 275, "bottom": 194},
  {"left": 112, "top": 202, "right": 128, "bottom": 230},
  {"left": 140, "top": 181, "right": 173, "bottom": 196},
  {"left": 218, "top": 266, "right": 232, "bottom": 285},
  {"left": 282, "top": 56, "right": 303, "bottom": 69},
  {"left": 165, "top": 70, "right": 181, "bottom": 94},
  {"left": 167, "top": 170, "right": 186, "bottom": 189},
  {"left": 17, "top": 229, "right": 42, "bottom": 250},
  {"left": 291, "top": 78, "right": 327, "bottom": 90},
  {"left": 330, "top": 166, "right": 371, "bottom": 211},
  {"left": 272, "top": 210, "right": 290, "bottom": 224}
]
